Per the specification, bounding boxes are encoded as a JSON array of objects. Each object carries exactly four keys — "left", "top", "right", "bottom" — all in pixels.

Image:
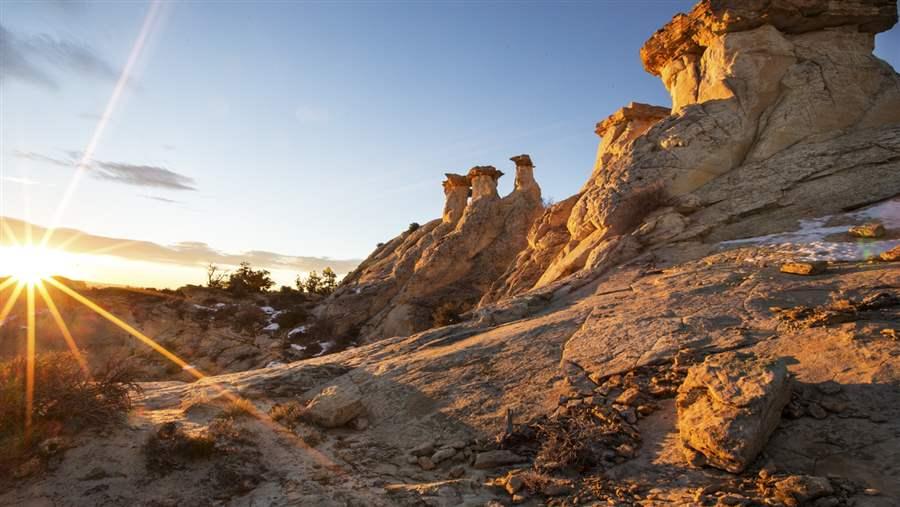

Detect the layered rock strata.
[{"left": 316, "top": 157, "right": 543, "bottom": 341}]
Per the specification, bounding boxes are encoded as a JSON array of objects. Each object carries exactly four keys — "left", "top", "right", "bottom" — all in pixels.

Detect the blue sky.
[{"left": 2, "top": 0, "right": 899, "bottom": 286}]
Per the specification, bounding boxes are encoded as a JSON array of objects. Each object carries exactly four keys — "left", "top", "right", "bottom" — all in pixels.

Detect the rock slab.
[
  {"left": 303, "top": 383, "right": 365, "bottom": 428},
  {"left": 676, "top": 352, "right": 792, "bottom": 473}
]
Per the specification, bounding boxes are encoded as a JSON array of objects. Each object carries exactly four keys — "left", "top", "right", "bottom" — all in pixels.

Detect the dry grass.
[
  {"left": 0, "top": 351, "right": 137, "bottom": 472},
  {"left": 220, "top": 398, "right": 256, "bottom": 419},
  {"left": 143, "top": 422, "right": 216, "bottom": 475},
  {"left": 431, "top": 301, "right": 471, "bottom": 327},
  {"left": 269, "top": 401, "right": 305, "bottom": 429}
]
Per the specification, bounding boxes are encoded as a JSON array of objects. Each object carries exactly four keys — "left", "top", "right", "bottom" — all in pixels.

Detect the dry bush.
[
  {"left": 529, "top": 405, "right": 626, "bottom": 473},
  {"left": 274, "top": 307, "right": 308, "bottom": 330},
  {"left": 0, "top": 352, "right": 137, "bottom": 469},
  {"left": 230, "top": 306, "right": 267, "bottom": 332},
  {"left": 269, "top": 401, "right": 305, "bottom": 429},
  {"left": 614, "top": 183, "right": 669, "bottom": 235},
  {"left": 143, "top": 422, "right": 217, "bottom": 474},
  {"left": 220, "top": 398, "right": 256, "bottom": 419},
  {"left": 431, "top": 301, "right": 471, "bottom": 327}
]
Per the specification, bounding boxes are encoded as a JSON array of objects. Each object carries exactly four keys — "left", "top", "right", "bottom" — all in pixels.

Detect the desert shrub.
[
  {"left": 219, "top": 398, "right": 256, "bottom": 419},
  {"left": 0, "top": 352, "right": 136, "bottom": 468},
  {"left": 614, "top": 183, "right": 669, "bottom": 234},
  {"left": 407, "top": 222, "right": 421, "bottom": 233},
  {"left": 531, "top": 404, "right": 630, "bottom": 473},
  {"left": 143, "top": 422, "right": 217, "bottom": 474},
  {"left": 274, "top": 307, "right": 308, "bottom": 329},
  {"left": 231, "top": 306, "right": 267, "bottom": 332},
  {"left": 431, "top": 301, "right": 472, "bottom": 327},
  {"left": 206, "top": 263, "right": 229, "bottom": 289},
  {"left": 226, "top": 262, "right": 274, "bottom": 295},
  {"left": 269, "top": 401, "right": 305, "bottom": 429}
]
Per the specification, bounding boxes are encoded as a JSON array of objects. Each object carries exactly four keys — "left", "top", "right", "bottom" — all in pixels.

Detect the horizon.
[{"left": 3, "top": 0, "right": 900, "bottom": 288}]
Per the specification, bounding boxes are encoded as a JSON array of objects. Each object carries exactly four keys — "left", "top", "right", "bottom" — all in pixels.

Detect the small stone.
[
  {"left": 807, "top": 403, "right": 828, "bottom": 419},
  {"left": 417, "top": 456, "right": 435, "bottom": 470},
  {"left": 410, "top": 442, "right": 435, "bottom": 457},
  {"left": 447, "top": 439, "right": 467, "bottom": 450},
  {"left": 505, "top": 475, "right": 525, "bottom": 494},
  {"left": 848, "top": 223, "right": 885, "bottom": 238},
  {"left": 819, "top": 398, "right": 847, "bottom": 413},
  {"left": 636, "top": 404, "right": 654, "bottom": 416},
  {"left": 780, "top": 261, "right": 827, "bottom": 276},
  {"left": 774, "top": 475, "right": 834, "bottom": 505},
  {"left": 615, "top": 387, "right": 641, "bottom": 406},
  {"left": 816, "top": 382, "right": 842, "bottom": 395},
  {"left": 406, "top": 455, "right": 419, "bottom": 465},
  {"left": 879, "top": 245, "right": 900, "bottom": 262},
  {"left": 448, "top": 465, "right": 465, "bottom": 479},
  {"left": 473, "top": 450, "right": 526, "bottom": 469},
  {"left": 431, "top": 448, "right": 456, "bottom": 464},
  {"left": 719, "top": 494, "right": 748, "bottom": 506},
  {"left": 784, "top": 401, "right": 805, "bottom": 419},
  {"left": 869, "top": 412, "right": 888, "bottom": 423},
  {"left": 615, "top": 443, "right": 636, "bottom": 458},
  {"left": 351, "top": 417, "right": 369, "bottom": 431},
  {"left": 511, "top": 494, "right": 528, "bottom": 504},
  {"left": 618, "top": 407, "right": 638, "bottom": 424},
  {"left": 863, "top": 488, "right": 881, "bottom": 496}
]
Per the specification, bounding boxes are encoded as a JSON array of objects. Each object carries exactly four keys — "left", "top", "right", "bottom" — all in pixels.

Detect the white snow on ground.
[
  {"left": 193, "top": 304, "right": 211, "bottom": 311},
  {"left": 288, "top": 326, "right": 307, "bottom": 337},
  {"left": 259, "top": 306, "right": 276, "bottom": 315},
  {"left": 314, "top": 341, "right": 335, "bottom": 357},
  {"left": 290, "top": 344, "right": 306, "bottom": 351},
  {"left": 354, "top": 287, "right": 362, "bottom": 295},
  {"left": 215, "top": 303, "right": 227, "bottom": 308},
  {"left": 263, "top": 323, "right": 280, "bottom": 332},
  {"left": 265, "top": 361, "right": 285, "bottom": 368},
  {"left": 721, "top": 199, "right": 900, "bottom": 261}
]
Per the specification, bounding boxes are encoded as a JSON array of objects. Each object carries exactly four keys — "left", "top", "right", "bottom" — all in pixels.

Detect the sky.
[{"left": 1, "top": 0, "right": 899, "bottom": 288}]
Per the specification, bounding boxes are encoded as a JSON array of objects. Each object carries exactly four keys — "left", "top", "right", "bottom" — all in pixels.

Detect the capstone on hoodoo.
[{"left": 315, "top": 156, "right": 544, "bottom": 341}]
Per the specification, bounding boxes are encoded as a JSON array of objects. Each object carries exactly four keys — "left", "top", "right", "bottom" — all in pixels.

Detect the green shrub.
[{"left": 226, "top": 262, "right": 274, "bottom": 295}]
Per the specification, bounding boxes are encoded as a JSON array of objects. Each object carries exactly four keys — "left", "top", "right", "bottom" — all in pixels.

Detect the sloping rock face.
[
  {"left": 487, "top": 0, "right": 900, "bottom": 300},
  {"left": 316, "top": 156, "right": 543, "bottom": 341},
  {"left": 676, "top": 352, "right": 792, "bottom": 473}
]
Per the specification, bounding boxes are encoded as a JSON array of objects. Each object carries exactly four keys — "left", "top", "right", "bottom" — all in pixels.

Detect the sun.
[{"left": 1, "top": 245, "right": 66, "bottom": 284}]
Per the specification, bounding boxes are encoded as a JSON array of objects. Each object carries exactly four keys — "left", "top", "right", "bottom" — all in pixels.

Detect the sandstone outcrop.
[
  {"left": 316, "top": 156, "right": 543, "bottom": 341},
  {"left": 676, "top": 352, "right": 792, "bottom": 473},
  {"left": 486, "top": 0, "right": 900, "bottom": 300}
]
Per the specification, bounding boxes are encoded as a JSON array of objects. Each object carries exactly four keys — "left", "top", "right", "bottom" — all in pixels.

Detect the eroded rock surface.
[{"left": 316, "top": 156, "right": 543, "bottom": 341}]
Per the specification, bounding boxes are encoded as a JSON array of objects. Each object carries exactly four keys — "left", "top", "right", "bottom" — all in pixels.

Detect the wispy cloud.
[
  {"left": 1, "top": 176, "right": 40, "bottom": 186},
  {"left": 0, "top": 217, "right": 361, "bottom": 275},
  {"left": 0, "top": 23, "right": 120, "bottom": 90},
  {"left": 14, "top": 149, "right": 197, "bottom": 191},
  {"left": 142, "top": 194, "right": 182, "bottom": 204}
]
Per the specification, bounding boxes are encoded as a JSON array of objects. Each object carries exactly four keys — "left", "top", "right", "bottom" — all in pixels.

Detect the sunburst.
[{"left": 0, "top": 0, "right": 341, "bottom": 473}]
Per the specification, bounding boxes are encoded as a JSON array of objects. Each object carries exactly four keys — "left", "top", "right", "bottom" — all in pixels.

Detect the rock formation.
[
  {"left": 487, "top": 0, "right": 900, "bottom": 299},
  {"left": 316, "top": 157, "right": 543, "bottom": 341}
]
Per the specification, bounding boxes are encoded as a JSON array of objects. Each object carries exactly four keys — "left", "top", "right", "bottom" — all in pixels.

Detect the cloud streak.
[
  {"left": 14, "top": 150, "right": 197, "bottom": 191},
  {"left": 0, "top": 217, "right": 361, "bottom": 275},
  {"left": 0, "top": 24, "right": 121, "bottom": 90}
]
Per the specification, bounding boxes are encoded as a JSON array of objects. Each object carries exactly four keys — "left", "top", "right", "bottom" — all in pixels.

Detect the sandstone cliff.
[
  {"left": 486, "top": 0, "right": 900, "bottom": 301},
  {"left": 316, "top": 156, "right": 543, "bottom": 341}
]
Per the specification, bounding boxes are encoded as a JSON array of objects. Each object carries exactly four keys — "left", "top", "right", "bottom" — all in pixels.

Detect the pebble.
[
  {"left": 431, "top": 448, "right": 456, "bottom": 464},
  {"left": 417, "top": 456, "right": 435, "bottom": 470},
  {"left": 807, "top": 403, "right": 828, "bottom": 419}
]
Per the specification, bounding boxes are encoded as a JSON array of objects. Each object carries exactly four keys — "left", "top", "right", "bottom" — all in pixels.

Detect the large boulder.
[
  {"left": 302, "top": 382, "right": 365, "bottom": 428},
  {"left": 676, "top": 352, "right": 792, "bottom": 473}
]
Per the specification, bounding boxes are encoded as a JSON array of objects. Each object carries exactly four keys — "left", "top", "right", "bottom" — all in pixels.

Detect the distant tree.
[
  {"left": 407, "top": 222, "right": 421, "bottom": 233},
  {"left": 303, "top": 271, "right": 322, "bottom": 295},
  {"left": 296, "top": 267, "right": 339, "bottom": 296},
  {"left": 226, "top": 262, "right": 274, "bottom": 295},
  {"left": 206, "top": 263, "right": 228, "bottom": 289},
  {"left": 320, "top": 267, "right": 338, "bottom": 295}
]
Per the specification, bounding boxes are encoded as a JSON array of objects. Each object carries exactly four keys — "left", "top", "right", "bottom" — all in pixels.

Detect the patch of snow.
[
  {"left": 314, "top": 341, "right": 335, "bottom": 357},
  {"left": 290, "top": 344, "right": 307, "bottom": 351},
  {"left": 265, "top": 361, "right": 285, "bottom": 368},
  {"left": 215, "top": 303, "right": 227, "bottom": 308},
  {"left": 354, "top": 287, "right": 362, "bottom": 295},
  {"left": 259, "top": 306, "right": 276, "bottom": 314},
  {"left": 288, "top": 326, "right": 307, "bottom": 337},
  {"left": 193, "top": 304, "right": 211, "bottom": 311},
  {"left": 721, "top": 199, "right": 900, "bottom": 262},
  {"left": 263, "top": 323, "right": 280, "bottom": 332}
]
